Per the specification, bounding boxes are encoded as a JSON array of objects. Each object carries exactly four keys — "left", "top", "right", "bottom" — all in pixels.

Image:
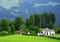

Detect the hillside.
[{"left": 0, "top": 35, "right": 60, "bottom": 42}]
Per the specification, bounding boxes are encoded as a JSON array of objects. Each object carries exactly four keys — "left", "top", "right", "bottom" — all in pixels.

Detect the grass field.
[{"left": 0, "top": 34, "right": 60, "bottom": 42}]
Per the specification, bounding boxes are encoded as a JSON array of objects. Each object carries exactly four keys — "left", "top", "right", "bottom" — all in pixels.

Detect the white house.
[{"left": 37, "top": 28, "right": 55, "bottom": 36}]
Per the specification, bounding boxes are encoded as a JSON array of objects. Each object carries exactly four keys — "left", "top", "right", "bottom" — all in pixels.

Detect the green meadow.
[{"left": 0, "top": 34, "right": 60, "bottom": 42}]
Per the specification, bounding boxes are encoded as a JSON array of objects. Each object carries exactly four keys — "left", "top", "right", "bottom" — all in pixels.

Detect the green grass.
[{"left": 0, "top": 34, "right": 60, "bottom": 42}]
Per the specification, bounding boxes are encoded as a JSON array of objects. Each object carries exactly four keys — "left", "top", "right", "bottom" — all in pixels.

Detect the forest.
[{"left": 0, "top": 12, "right": 60, "bottom": 36}]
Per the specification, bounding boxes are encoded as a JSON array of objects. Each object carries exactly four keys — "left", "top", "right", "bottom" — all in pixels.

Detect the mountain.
[{"left": 0, "top": 0, "right": 60, "bottom": 25}]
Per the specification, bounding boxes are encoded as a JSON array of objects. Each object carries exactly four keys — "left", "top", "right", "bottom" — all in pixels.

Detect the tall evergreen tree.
[
  {"left": 13, "top": 16, "right": 24, "bottom": 31},
  {"left": 0, "top": 18, "right": 10, "bottom": 32}
]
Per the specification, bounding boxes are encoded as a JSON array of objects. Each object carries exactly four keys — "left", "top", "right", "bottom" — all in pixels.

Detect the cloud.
[
  {"left": 14, "top": 9, "right": 19, "bottom": 12},
  {"left": 0, "top": 0, "right": 20, "bottom": 9},
  {"left": 11, "top": 12, "right": 19, "bottom": 16},
  {"left": 33, "top": 1, "right": 60, "bottom": 7},
  {"left": 25, "top": 9, "right": 29, "bottom": 14}
]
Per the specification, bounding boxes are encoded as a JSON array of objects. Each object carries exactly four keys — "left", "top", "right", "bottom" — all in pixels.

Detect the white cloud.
[
  {"left": 11, "top": 12, "right": 19, "bottom": 16},
  {"left": 0, "top": 0, "right": 20, "bottom": 9},
  {"left": 25, "top": 9, "right": 29, "bottom": 14},
  {"left": 33, "top": 1, "right": 60, "bottom": 7},
  {"left": 14, "top": 9, "right": 19, "bottom": 12}
]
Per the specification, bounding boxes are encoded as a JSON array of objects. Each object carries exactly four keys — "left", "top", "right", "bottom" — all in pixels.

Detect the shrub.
[
  {"left": 0, "top": 31, "right": 8, "bottom": 36},
  {"left": 34, "top": 26, "right": 40, "bottom": 33},
  {"left": 30, "top": 30, "right": 36, "bottom": 36},
  {"left": 54, "top": 27, "right": 60, "bottom": 33}
]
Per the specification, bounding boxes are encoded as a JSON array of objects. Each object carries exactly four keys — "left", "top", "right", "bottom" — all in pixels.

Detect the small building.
[
  {"left": 16, "top": 29, "right": 25, "bottom": 34},
  {"left": 37, "top": 28, "right": 55, "bottom": 36}
]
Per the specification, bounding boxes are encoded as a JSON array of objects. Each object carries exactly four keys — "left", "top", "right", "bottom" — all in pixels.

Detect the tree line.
[{"left": 0, "top": 12, "right": 60, "bottom": 36}]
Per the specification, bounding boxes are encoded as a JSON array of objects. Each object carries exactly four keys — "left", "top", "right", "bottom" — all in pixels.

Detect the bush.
[
  {"left": 24, "top": 29, "right": 29, "bottom": 35},
  {"left": 34, "top": 26, "right": 40, "bottom": 33},
  {"left": 54, "top": 27, "right": 60, "bottom": 33},
  {"left": 30, "top": 30, "right": 36, "bottom": 36},
  {"left": 0, "top": 31, "right": 8, "bottom": 36}
]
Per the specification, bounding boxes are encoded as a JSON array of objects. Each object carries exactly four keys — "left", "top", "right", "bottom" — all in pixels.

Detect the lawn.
[{"left": 0, "top": 34, "right": 60, "bottom": 42}]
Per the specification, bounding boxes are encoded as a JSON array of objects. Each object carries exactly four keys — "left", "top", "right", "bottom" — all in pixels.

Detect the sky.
[
  {"left": 0, "top": 0, "right": 60, "bottom": 25},
  {"left": 0, "top": 0, "right": 60, "bottom": 9}
]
